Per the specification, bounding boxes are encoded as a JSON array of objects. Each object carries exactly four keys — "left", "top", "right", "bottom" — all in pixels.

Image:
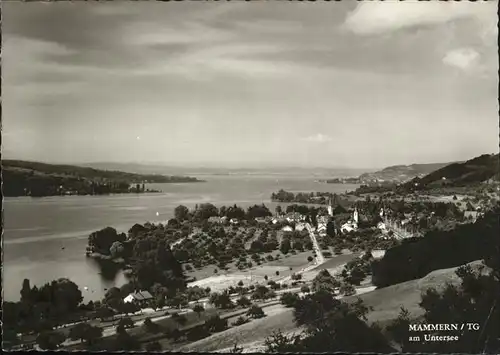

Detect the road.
[{"left": 305, "top": 223, "right": 325, "bottom": 265}]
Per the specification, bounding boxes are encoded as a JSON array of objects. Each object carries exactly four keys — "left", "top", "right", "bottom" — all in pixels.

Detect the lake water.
[{"left": 3, "top": 174, "right": 358, "bottom": 302}]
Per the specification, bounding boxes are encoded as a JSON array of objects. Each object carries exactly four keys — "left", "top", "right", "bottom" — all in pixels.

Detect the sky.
[{"left": 2, "top": 0, "right": 498, "bottom": 169}]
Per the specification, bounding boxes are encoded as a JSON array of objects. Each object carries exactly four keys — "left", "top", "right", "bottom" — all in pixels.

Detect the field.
[
  {"left": 177, "top": 260, "right": 486, "bottom": 352},
  {"left": 187, "top": 251, "right": 314, "bottom": 293},
  {"left": 176, "top": 304, "right": 299, "bottom": 352}
]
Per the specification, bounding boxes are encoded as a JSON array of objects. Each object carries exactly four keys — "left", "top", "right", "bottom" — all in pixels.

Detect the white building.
[
  {"left": 281, "top": 226, "right": 293, "bottom": 232},
  {"left": 295, "top": 223, "right": 306, "bottom": 232},
  {"left": 340, "top": 208, "right": 359, "bottom": 234},
  {"left": 124, "top": 290, "right": 153, "bottom": 304}
]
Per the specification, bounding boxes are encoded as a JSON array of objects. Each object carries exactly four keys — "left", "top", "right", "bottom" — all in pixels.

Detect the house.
[
  {"left": 285, "top": 212, "right": 305, "bottom": 223},
  {"left": 208, "top": 216, "right": 222, "bottom": 224},
  {"left": 464, "top": 211, "right": 481, "bottom": 223},
  {"left": 123, "top": 290, "right": 153, "bottom": 306},
  {"left": 341, "top": 208, "right": 359, "bottom": 234},
  {"left": 317, "top": 216, "right": 329, "bottom": 225},
  {"left": 295, "top": 223, "right": 306, "bottom": 232},
  {"left": 281, "top": 226, "right": 293, "bottom": 232},
  {"left": 255, "top": 217, "right": 268, "bottom": 224},
  {"left": 230, "top": 218, "right": 240, "bottom": 225},
  {"left": 377, "top": 222, "right": 387, "bottom": 232},
  {"left": 317, "top": 223, "right": 327, "bottom": 234}
]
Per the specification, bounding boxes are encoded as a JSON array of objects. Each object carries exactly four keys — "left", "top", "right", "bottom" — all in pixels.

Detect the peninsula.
[{"left": 2, "top": 160, "right": 204, "bottom": 197}]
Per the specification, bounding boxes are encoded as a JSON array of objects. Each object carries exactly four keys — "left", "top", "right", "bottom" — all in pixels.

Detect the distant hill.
[
  {"left": 2, "top": 160, "right": 203, "bottom": 197},
  {"left": 81, "top": 162, "right": 369, "bottom": 178},
  {"left": 407, "top": 153, "right": 499, "bottom": 189},
  {"left": 358, "top": 161, "right": 455, "bottom": 183}
]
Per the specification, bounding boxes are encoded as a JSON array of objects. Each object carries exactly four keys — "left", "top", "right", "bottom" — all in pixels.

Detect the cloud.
[
  {"left": 302, "top": 134, "right": 332, "bottom": 143},
  {"left": 442, "top": 48, "right": 480, "bottom": 71},
  {"left": 343, "top": 1, "right": 492, "bottom": 35}
]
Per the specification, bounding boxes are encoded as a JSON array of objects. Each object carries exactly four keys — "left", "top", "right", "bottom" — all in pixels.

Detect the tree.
[
  {"left": 247, "top": 304, "right": 266, "bottom": 319},
  {"left": 265, "top": 330, "right": 303, "bottom": 353},
  {"left": 312, "top": 269, "right": 340, "bottom": 293},
  {"left": 193, "top": 304, "right": 205, "bottom": 317},
  {"left": 232, "top": 316, "right": 249, "bottom": 326},
  {"left": 275, "top": 290, "right": 392, "bottom": 353},
  {"left": 280, "top": 239, "right": 291, "bottom": 254},
  {"left": 386, "top": 307, "right": 411, "bottom": 347},
  {"left": 339, "top": 283, "right": 355, "bottom": 296},
  {"left": 109, "top": 241, "right": 125, "bottom": 259},
  {"left": 247, "top": 204, "right": 272, "bottom": 219},
  {"left": 104, "top": 287, "right": 123, "bottom": 309},
  {"left": 69, "top": 323, "right": 103, "bottom": 345},
  {"left": 326, "top": 221, "right": 336, "bottom": 237},
  {"left": 307, "top": 256, "right": 314, "bottom": 263},
  {"left": 301, "top": 285, "right": 311, "bottom": 294},
  {"left": 114, "top": 330, "right": 141, "bottom": 351},
  {"left": 118, "top": 317, "right": 135, "bottom": 329},
  {"left": 237, "top": 296, "right": 252, "bottom": 307},
  {"left": 145, "top": 341, "right": 162, "bottom": 351},
  {"left": 252, "top": 285, "right": 270, "bottom": 301},
  {"left": 195, "top": 203, "right": 219, "bottom": 220},
  {"left": 143, "top": 317, "right": 160, "bottom": 333},
  {"left": 231, "top": 343, "right": 244, "bottom": 353},
  {"left": 174, "top": 205, "right": 190, "bottom": 221},
  {"left": 205, "top": 315, "right": 228, "bottom": 333},
  {"left": 172, "top": 313, "right": 188, "bottom": 326},
  {"left": 209, "top": 292, "right": 233, "bottom": 309},
  {"left": 88, "top": 227, "right": 126, "bottom": 255},
  {"left": 20, "top": 278, "right": 32, "bottom": 303},
  {"left": 276, "top": 271, "right": 280, "bottom": 276},
  {"left": 275, "top": 205, "right": 283, "bottom": 215},
  {"left": 281, "top": 292, "right": 300, "bottom": 308},
  {"left": 36, "top": 331, "right": 66, "bottom": 350},
  {"left": 399, "top": 262, "right": 500, "bottom": 353},
  {"left": 264, "top": 275, "right": 269, "bottom": 281}
]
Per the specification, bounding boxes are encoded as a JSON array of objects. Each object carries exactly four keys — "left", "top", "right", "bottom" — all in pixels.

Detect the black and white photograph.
[{"left": 2, "top": 0, "right": 499, "bottom": 353}]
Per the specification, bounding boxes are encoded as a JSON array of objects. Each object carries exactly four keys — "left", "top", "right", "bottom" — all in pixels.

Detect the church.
[{"left": 340, "top": 208, "right": 359, "bottom": 234}]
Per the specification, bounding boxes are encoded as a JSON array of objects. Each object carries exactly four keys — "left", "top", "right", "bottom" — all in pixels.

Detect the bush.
[
  {"left": 232, "top": 316, "right": 249, "bottom": 326},
  {"left": 143, "top": 317, "right": 160, "bottom": 333},
  {"left": 247, "top": 304, "right": 266, "bottom": 319},
  {"left": 205, "top": 315, "right": 228, "bottom": 333},
  {"left": 117, "top": 317, "right": 135, "bottom": 329},
  {"left": 339, "top": 283, "right": 356, "bottom": 296},
  {"left": 280, "top": 292, "right": 300, "bottom": 308},
  {"left": 236, "top": 296, "right": 252, "bottom": 307},
  {"left": 192, "top": 304, "right": 205, "bottom": 316},
  {"left": 145, "top": 341, "right": 162, "bottom": 351}
]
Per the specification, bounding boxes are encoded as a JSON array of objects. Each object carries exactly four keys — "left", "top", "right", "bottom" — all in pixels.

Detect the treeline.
[
  {"left": 2, "top": 160, "right": 202, "bottom": 197},
  {"left": 271, "top": 189, "right": 350, "bottom": 205},
  {"left": 174, "top": 203, "right": 273, "bottom": 222},
  {"left": 372, "top": 205, "right": 500, "bottom": 288}
]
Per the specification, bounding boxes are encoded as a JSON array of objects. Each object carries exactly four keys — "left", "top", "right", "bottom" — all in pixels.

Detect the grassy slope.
[
  {"left": 412, "top": 153, "right": 499, "bottom": 188},
  {"left": 177, "top": 260, "right": 487, "bottom": 352},
  {"left": 358, "top": 162, "right": 454, "bottom": 181}
]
